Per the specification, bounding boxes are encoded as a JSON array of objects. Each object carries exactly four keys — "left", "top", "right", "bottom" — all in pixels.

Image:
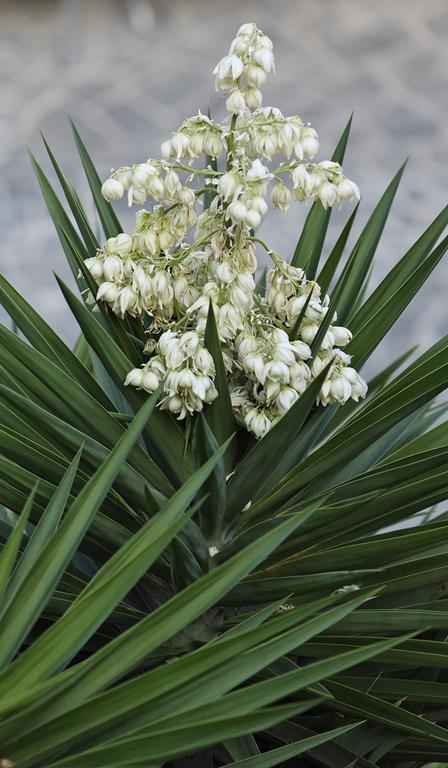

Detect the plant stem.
[{"left": 226, "top": 115, "right": 238, "bottom": 171}]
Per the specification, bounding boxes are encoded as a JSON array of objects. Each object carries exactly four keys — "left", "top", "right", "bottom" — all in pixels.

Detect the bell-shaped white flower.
[
  {"left": 227, "top": 199, "right": 247, "bottom": 223},
  {"left": 101, "top": 177, "right": 124, "bottom": 201},
  {"left": 263, "top": 360, "right": 290, "bottom": 384},
  {"left": 250, "top": 196, "right": 268, "bottom": 216},
  {"left": 245, "top": 408, "right": 271, "bottom": 438},
  {"left": 247, "top": 158, "right": 271, "bottom": 182},
  {"left": 301, "top": 127, "right": 319, "bottom": 159},
  {"left": 271, "top": 181, "right": 291, "bottom": 212},
  {"left": 147, "top": 173, "right": 165, "bottom": 199},
  {"left": 245, "top": 209, "right": 261, "bottom": 229},
  {"left": 245, "top": 63, "right": 268, "bottom": 87},
  {"left": 194, "top": 347, "right": 215, "bottom": 375},
  {"left": 124, "top": 368, "right": 144, "bottom": 388},
  {"left": 103, "top": 254, "right": 123, "bottom": 281},
  {"left": 113, "top": 233, "right": 134, "bottom": 254},
  {"left": 217, "top": 172, "right": 242, "bottom": 201},
  {"left": 119, "top": 285, "right": 139, "bottom": 316},
  {"left": 226, "top": 88, "right": 247, "bottom": 115},
  {"left": 336, "top": 177, "right": 361, "bottom": 201},
  {"left": 292, "top": 164, "right": 313, "bottom": 195},
  {"left": 331, "top": 326, "right": 353, "bottom": 346},
  {"left": 213, "top": 54, "right": 245, "bottom": 83},
  {"left": 277, "top": 386, "right": 299, "bottom": 413},
  {"left": 97, "top": 281, "right": 120, "bottom": 303},
  {"left": 164, "top": 169, "right": 181, "bottom": 198},
  {"left": 142, "top": 370, "right": 161, "bottom": 392},
  {"left": 330, "top": 376, "right": 352, "bottom": 404},
  {"left": 252, "top": 47, "right": 275, "bottom": 73},
  {"left": 171, "top": 133, "right": 190, "bottom": 159},
  {"left": 161, "top": 139, "right": 174, "bottom": 160},
  {"left": 204, "top": 133, "right": 224, "bottom": 157},
  {"left": 318, "top": 181, "right": 337, "bottom": 209},
  {"left": 85, "top": 256, "right": 104, "bottom": 281},
  {"left": 133, "top": 163, "right": 155, "bottom": 187},
  {"left": 244, "top": 86, "right": 263, "bottom": 110}
]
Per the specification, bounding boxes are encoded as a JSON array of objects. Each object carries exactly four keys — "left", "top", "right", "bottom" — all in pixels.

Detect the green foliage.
[{"left": 0, "top": 120, "right": 447, "bottom": 767}]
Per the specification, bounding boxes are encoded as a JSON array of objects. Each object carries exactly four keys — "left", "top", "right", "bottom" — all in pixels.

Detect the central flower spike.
[{"left": 87, "top": 22, "right": 365, "bottom": 438}]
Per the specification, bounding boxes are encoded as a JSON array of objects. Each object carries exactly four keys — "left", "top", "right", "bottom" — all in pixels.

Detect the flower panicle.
[{"left": 90, "top": 22, "right": 366, "bottom": 438}]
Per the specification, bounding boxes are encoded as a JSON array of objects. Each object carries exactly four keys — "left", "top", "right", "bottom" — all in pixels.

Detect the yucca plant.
[{"left": 1, "top": 20, "right": 448, "bottom": 767}]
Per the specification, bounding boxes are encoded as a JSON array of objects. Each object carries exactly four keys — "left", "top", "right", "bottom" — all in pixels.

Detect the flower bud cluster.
[
  {"left": 125, "top": 330, "right": 217, "bottom": 419},
  {"left": 186, "top": 228, "right": 257, "bottom": 341},
  {"left": 231, "top": 326, "right": 312, "bottom": 437},
  {"left": 291, "top": 160, "right": 360, "bottom": 208},
  {"left": 314, "top": 349, "right": 367, "bottom": 405},
  {"left": 101, "top": 160, "right": 200, "bottom": 210},
  {"left": 213, "top": 22, "right": 275, "bottom": 115},
  {"left": 135, "top": 196, "right": 197, "bottom": 257},
  {"left": 217, "top": 158, "right": 271, "bottom": 229},
  {"left": 241, "top": 107, "right": 317, "bottom": 162},
  {"left": 221, "top": 260, "right": 367, "bottom": 436},
  {"left": 161, "top": 113, "right": 225, "bottom": 162},
  {"left": 85, "top": 233, "right": 176, "bottom": 320},
  {"left": 91, "top": 23, "right": 366, "bottom": 435},
  {"left": 102, "top": 161, "right": 164, "bottom": 207}
]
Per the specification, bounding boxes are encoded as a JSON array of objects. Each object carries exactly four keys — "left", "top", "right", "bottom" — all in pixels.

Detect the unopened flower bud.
[
  {"left": 245, "top": 209, "right": 261, "bottom": 229},
  {"left": 164, "top": 170, "right": 181, "bottom": 198},
  {"left": 188, "top": 132, "right": 205, "bottom": 156},
  {"left": 204, "top": 133, "right": 224, "bottom": 157},
  {"left": 227, "top": 199, "right": 247, "bottom": 222},
  {"left": 159, "top": 228, "right": 174, "bottom": 251},
  {"left": 179, "top": 187, "right": 196, "bottom": 206},
  {"left": 114, "top": 233, "right": 134, "bottom": 254}
]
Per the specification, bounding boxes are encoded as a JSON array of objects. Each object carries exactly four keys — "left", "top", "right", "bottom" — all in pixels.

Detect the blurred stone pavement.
[{"left": 0, "top": 0, "right": 447, "bottom": 369}]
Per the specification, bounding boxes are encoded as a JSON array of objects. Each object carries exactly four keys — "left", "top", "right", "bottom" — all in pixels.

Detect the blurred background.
[{"left": 0, "top": 0, "right": 447, "bottom": 366}]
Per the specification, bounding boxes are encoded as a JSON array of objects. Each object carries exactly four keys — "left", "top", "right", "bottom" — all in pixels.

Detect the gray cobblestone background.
[{"left": 0, "top": 0, "right": 447, "bottom": 368}]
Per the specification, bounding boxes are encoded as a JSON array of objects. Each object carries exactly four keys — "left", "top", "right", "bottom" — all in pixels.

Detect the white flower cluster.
[
  {"left": 89, "top": 22, "right": 367, "bottom": 438},
  {"left": 227, "top": 262, "right": 367, "bottom": 437},
  {"left": 125, "top": 330, "right": 217, "bottom": 420},
  {"left": 161, "top": 114, "right": 225, "bottom": 162},
  {"left": 213, "top": 22, "right": 275, "bottom": 114}
]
